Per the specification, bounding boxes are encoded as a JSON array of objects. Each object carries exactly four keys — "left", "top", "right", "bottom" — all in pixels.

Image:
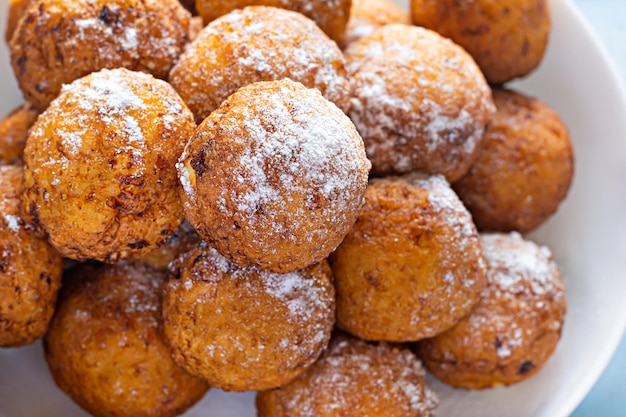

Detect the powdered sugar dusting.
[
  {"left": 482, "top": 232, "right": 563, "bottom": 297},
  {"left": 175, "top": 247, "right": 329, "bottom": 325},
  {"left": 168, "top": 246, "right": 334, "bottom": 372},
  {"left": 230, "top": 81, "right": 366, "bottom": 220},
  {"left": 433, "top": 233, "right": 567, "bottom": 365},
  {"left": 3, "top": 214, "right": 20, "bottom": 233},
  {"left": 176, "top": 159, "right": 195, "bottom": 198},
  {"left": 273, "top": 337, "right": 438, "bottom": 415},
  {"left": 63, "top": 1, "right": 187, "bottom": 73},
  {"left": 40, "top": 69, "right": 150, "bottom": 173},
  {"left": 182, "top": 79, "right": 369, "bottom": 266},
  {"left": 0, "top": 167, "right": 24, "bottom": 235},
  {"left": 262, "top": 270, "right": 328, "bottom": 321},
  {"left": 170, "top": 6, "right": 349, "bottom": 120},
  {"left": 23, "top": 67, "right": 193, "bottom": 262},
  {"left": 412, "top": 174, "right": 478, "bottom": 242},
  {"left": 94, "top": 263, "right": 165, "bottom": 327},
  {"left": 346, "top": 24, "right": 494, "bottom": 176},
  {"left": 402, "top": 174, "right": 485, "bottom": 323}
]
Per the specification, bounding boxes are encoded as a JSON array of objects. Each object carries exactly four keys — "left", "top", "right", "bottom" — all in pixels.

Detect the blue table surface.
[{"left": 570, "top": 1, "right": 626, "bottom": 416}]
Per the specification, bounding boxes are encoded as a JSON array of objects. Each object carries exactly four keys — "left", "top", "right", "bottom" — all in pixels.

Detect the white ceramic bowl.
[{"left": 1, "top": 0, "right": 626, "bottom": 416}]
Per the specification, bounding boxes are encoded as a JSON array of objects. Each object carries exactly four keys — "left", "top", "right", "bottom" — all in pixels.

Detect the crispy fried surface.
[
  {"left": 453, "top": 89, "right": 574, "bottom": 233},
  {"left": 0, "top": 165, "right": 63, "bottom": 347},
  {"left": 0, "top": 103, "right": 38, "bottom": 165},
  {"left": 5, "top": 0, "right": 32, "bottom": 43},
  {"left": 178, "top": 79, "right": 369, "bottom": 273},
  {"left": 330, "top": 174, "right": 486, "bottom": 342},
  {"left": 345, "top": 24, "right": 495, "bottom": 182},
  {"left": 256, "top": 333, "right": 438, "bottom": 417},
  {"left": 170, "top": 6, "right": 350, "bottom": 124},
  {"left": 10, "top": 0, "right": 190, "bottom": 110},
  {"left": 415, "top": 233, "right": 567, "bottom": 389},
  {"left": 410, "top": 0, "right": 551, "bottom": 84},
  {"left": 341, "top": 0, "right": 410, "bottom": 48},
  {"left": 140, "top": 221, "right": 202, "bottom": 271},
  {"left": 195, "top": 0, "right": 351, "bottom": 43},
  {"left": 21, "top": 68, "right": 195, "bottom": 263},
  {"left": 44, "top": 262, "right": 209, "bottom": 417},
  {"left": 163, "top": 247, "right": 335, "bottom": 391}
]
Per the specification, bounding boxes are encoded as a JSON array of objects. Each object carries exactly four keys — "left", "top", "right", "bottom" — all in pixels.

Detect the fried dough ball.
[
  {"left": 453, "top": 89, "right": 574, "bottom": 233},
  {"left": 345, "top": 25, "right": 495, "bottom": 182},
  {"left": 21, "top": 68, "right": 195, "bottom": 263},
  {"left": 44, "top": 262, "right": 209, "bottom": 417},
  {"left": 0, "top": 165, "right": 63, "bottom": 347},
  {"left": 410, "top": 0, "right": 551, "bottom": 84},
  {"left": 170, "top": 6, "right": 350, "bottom": 124},
  {"left": 140, "top": 221, "right": 202, "bottom": 270},
  {"left": 10, "top": 0, "right": 191, "bottom": 110},
  {"left": 330, "top": 174, "right": 487, "bottom": 342},
  {"left": 415, "top": 233, "right": 567, "bottom": 389},
  {"left": 341, "top": 0, "right": 410, "bottom": 48},
  {"left": 162, "top": 246, "right": 335, "bottom": 391},
  {"left": 0, "top": 103, "right": 38, "bottom": 165},
  {"left": 178, "top": 79, "right": 369, "bottom": 273},
  {"left": 5, "top": 0, "right": 32, "bottom": 43},
  {"left": 195, "top": 0, "right": 351, "bottom": 44},
  {"left": 256, "top": 333, "right": 438, "bottom": 417}
]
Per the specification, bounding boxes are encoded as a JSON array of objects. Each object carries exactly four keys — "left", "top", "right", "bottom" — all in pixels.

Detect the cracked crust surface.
[
  {"left": 344, "top": 24, "right": 495, "bottom": 182},
  {"left": 256, "top": 333, "right": 438, "bottom": 417},
  {"left": 163, "top": 246, "right": 335, "bottom": 391},
  {"left": 0, "top": 165, "right": 63, "bottom": 347},
  {"left": 415, "top": 233, "right": 567, "bottom": 389},
  {"left": 169, "top": 6, "right": 350, "bottom": 124},
  {"left": 10, "top": 0, "right": 190, "bottom": 110},
  {"left": 410, "top": 0, "right": 551, "bottom": 84},
  {"left": 0, "top": 103, "right": 39, "bottom": 165},
  {"left": 453, "top": 89, "right": 574, "bottom": 233},
  {"left": 330, "top": 174, "right": 486, "bottom": 342},
  {"left": 21, "top": 68, "right": 195, "bottom": 263},
  {"left": 178, "top": 79, "right": 369, "bottom": 273},
  {"left": 44, "top": 262, "right": 209, "bottom": 417}
]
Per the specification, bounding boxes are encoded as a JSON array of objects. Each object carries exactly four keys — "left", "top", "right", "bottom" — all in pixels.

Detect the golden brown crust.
[
  {"left": 330, "top": 174, "right": 487, "bottom": 342},
  {"left": 169, "top": 6, "right": 350, "bottom": 124},
  {"left": 0, "top": 165, "right": 63, "bottom": 347},
  {"left": 162, "top": 247, "right": 335, "bottom": 391},
  {"left": 187, "top": 16, "right": 203, "bottom": 41},
  {"left": 44, "top": 262, "right": 209, "bottom": 417},
  {"left": 256, "top": 333, "right": 438, "bottom": 417},
  {"left": 10, "top": 0, "right": 191, "bottom": 110},
  {"left": 178, "top": 79, "right": 370, "bottom": 273},
  {"left": 345, "top": 24, "right": 495, "bottom": 182},
  {"left": 410, "top": 0, "right": 551, "bottom": 84},
  {"left": 195, "top": 0, "right": 351, "bottom": 43},
  {"left": 341, "top": 0, "right": 410, "bottom": 48},
  {"left": 140, "top": 221, "right": 202, "bottom": 270},
  {"left": 21, "top": 68, "right": 195, "bottom": 263},
  {"left": 415, "top": 233, "right": 567, "bottom": 389},
  {"left": 5, "top": 0, "right": 32, "bottom": 43},
  {"left": 0, "top": 103, "right": 39, "bottom": 165},
  {"left": 453, "top": 89, "right": 574, "bottom": 233}
]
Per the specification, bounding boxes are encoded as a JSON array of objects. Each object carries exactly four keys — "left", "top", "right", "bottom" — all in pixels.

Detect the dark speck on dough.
[{"left": 518, "top": 360, "right": 536, "bottom": 375}]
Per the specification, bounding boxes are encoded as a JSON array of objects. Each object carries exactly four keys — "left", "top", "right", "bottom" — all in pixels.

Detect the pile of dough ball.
[{"left": 1, "top": 0, "right": 574, "bottom": 415}]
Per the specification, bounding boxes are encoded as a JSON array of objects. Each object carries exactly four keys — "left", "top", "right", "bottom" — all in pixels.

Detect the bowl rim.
[{"left": 530, "top": 1, "right": 626, "bottom": 415}]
